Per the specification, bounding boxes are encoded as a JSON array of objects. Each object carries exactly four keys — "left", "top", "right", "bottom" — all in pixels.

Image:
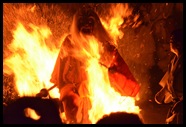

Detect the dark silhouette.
[
  {"left": 96, "top": 112, "right": 143, "bottom": 124},
  {"left": 154, "top": 29, "right": 183, "bottom": 124},
  {"left": 3, "top": 97, "right": 62, "bottom": 124}
]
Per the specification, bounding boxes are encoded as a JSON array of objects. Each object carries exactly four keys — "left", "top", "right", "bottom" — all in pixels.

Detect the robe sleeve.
[
  {"left": 108, "top": 47, "right": 140, "bottom": 97},
  {"left": 50, "top": 35, "right": 73, "bottom": 89},
  {"left": 50, "top": 35, "right": 86, "bottom": 90}
]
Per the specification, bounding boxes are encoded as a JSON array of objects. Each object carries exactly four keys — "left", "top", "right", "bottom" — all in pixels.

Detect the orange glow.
[
  {"left": 3, "top": 22, "right": 60, "bottom": 98},
  {"left": 69, "top": 36, "right": 140, "bottom": 124},
  {"left": 100, "top": 3, "right": 141, "bottom": 47},
  {"left": 24, "top": 107, "right": 41, "bottom": 120},
  {"left": 100, "top": 4, "right": 132, "bottom": 46},
  {"left": 3, "top": 3, "right": 141, "bottom": 124}
]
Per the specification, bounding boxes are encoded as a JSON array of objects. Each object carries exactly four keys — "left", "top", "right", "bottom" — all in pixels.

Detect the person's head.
[
  {"left": 70, "top": 5, "right": 113, "bottom": 44},
  {"left": 96, "top": 112, "right": 143, "bottom": 124},
  {"left": 75, "top": 6, "right": 99, "bottom": 35},
  {"left": 169, "top": 29, "right": 183, "bottom": 55}
]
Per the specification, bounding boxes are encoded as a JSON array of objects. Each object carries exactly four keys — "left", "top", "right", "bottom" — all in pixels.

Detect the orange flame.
[
  {"left": 100, "top": 4, "right": 131, "bottom": 46},
  {"left": 70, "top": 36, "right": 140, "bottom": 123},
  {"left": 100, "top": 3, "right": 141, "bottom": 47},
  {"left": 4, "top": 3, "right": 141, "bottom": 124},
  {"left": 24, "top": 107, "right": 41, "bottom": 120},
  {"left": 3, "top": 22, "right": 61, "bottom": 98}
]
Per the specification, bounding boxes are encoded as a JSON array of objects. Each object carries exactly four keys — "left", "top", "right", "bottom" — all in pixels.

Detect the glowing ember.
[
  {"left": 24, "top": 107, "right": 41, "bottom": 120},
  {"left": 3, "top": 22, "right": 60, "bottom": 98}
]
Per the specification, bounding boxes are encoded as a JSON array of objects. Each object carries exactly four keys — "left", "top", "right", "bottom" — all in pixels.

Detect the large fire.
[
  {"left": 80, "top": 36, "right": 140, "bottom": 124},
  {"left": 3, "top": 22, "right": 60, "bottom": 98},
  {"left": 3, "top": 3, "right": 141, "bottom": 124}
]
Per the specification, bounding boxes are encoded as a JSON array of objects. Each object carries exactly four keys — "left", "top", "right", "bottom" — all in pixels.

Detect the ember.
[{"left": 24, "top": 107, "right": 41, "bottom": 120}]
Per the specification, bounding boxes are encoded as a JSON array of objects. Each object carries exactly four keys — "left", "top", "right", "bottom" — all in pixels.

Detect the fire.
[
  {"left": 24, "top": 107, "right": 41, "bottom": 120},
  {"left": 3, "top": 21, "right": 60, "bottom": 98},
  {"left": 100, "top": 3, "right": 141, "bottom": 47},
  {"left": 4, "top": 3, "right": 141, "bottom": 124},
  {"left": 100, "top": 4, "right": 132, "bottom": 46},
  {"left": 71, "top": 36, "right": 140, "bottom": 124}
]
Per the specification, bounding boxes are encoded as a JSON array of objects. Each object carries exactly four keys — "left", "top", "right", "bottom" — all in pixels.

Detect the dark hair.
[
  {"left": 96, "top": 112, "right": 143, "bottom": 124},
  {"left": 170, "top": 29, "right": 183, "bottom": 53}
]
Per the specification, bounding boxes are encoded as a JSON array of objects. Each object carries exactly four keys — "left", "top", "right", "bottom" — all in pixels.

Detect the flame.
[
  {"left": 24, "top": 107, "right": 41, "bottom": 120},
  {"left": 71, "top": 36, "right": 140, "bottom": 124},
  {"left": 3, "top": 21, "right": 60, "bottom": 98},
  {"left": 100, "top": 4, "right": 132, "bottom": 46},
  {"left": 4, "top": 4, "right": 141, "bottom": 124},
  {"left": 100, "top": 3, "right": 141, "bottom": 47}
]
